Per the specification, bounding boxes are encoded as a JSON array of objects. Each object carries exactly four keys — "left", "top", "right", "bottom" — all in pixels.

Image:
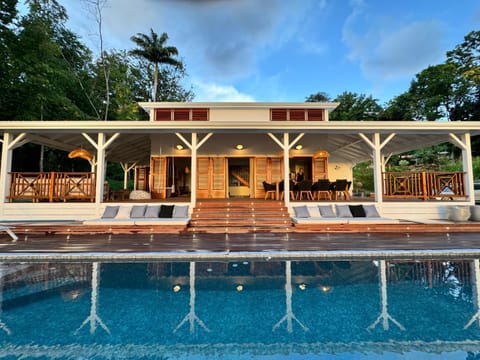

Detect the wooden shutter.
[
  {"left": 197, "top": 157, "right": 210, "bottom": 198},
  {"left": 135, "top": 166, "right": 149, "bottom": 191},
  {"left": 270, "top": 158, "right": 283, "bottom": 183},
  {"left": 313, "top": 157, "right": 328, "bottom": 181},
  {"left": 150, "top": 157, "right": 167, "bottom": 198},
  {"left": 211, "top": 157, "right": 226, "bottom": 198},
  {"left": 255, "top": 157, "right": 268, "bottom": 198}
]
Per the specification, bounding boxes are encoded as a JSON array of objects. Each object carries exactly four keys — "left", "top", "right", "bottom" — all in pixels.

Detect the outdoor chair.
[
  {"left": 334, "top": 179, "right": 351, "bottom": 200},
  {"left": 263, "top": 180, "right": 276, "bottom": 200},
  {"left": 297, "top": 180, "right": 313, "bottom": 200},
  {"left": 279, "top": 180, "right": 297, "bottom": 200},
  {"left": 312, "top": 179, "right": 332, "bottom": 200}
]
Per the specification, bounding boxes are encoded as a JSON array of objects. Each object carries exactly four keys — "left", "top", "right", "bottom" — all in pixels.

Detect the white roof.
[{"left": 1, "top": 108, "right": 479, "bottom": 165}]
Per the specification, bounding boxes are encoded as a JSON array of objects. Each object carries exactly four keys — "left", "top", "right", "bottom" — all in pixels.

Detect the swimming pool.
[{"left": 1, "top": 258, "right": 480, "bottom": 359}]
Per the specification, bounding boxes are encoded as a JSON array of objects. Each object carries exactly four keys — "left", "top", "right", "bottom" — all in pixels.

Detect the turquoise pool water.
[{"left": 1, "top": 259, "right": 480, "bottom": 359}]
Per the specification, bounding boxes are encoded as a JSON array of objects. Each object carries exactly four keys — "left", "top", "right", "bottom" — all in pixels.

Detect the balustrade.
[
  {"left": 383, "top": 171, "right": 466, "bottom": 200},
  {"left": 8, "top": 172, "right": 96, "bottom": 202}
]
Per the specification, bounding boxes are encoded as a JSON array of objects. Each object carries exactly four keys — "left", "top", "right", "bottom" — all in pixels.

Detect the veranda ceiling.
[{"left": 3, "top": 120, "right": 480, "bottom": 166}]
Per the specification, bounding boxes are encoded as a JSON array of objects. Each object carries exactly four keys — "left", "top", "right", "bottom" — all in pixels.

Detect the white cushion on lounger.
[
  {"left": 336, "top": 204, "right": 353, "bottom": 218},
  {"left": 144, "top": 205, "right": 161, "bottom": 218},
  {"left": 130, "top": 205, "right": 147, "bottom": 218},
  {"left": 363, "top": 204, "right": 381, "bottom": 218},
  {"left": 173, "top": 205, "right": 189, "bottom": 218},
  {"left": 293, "top": 205, "right": 310, "bottom": 218},
  {"left": 307, "top": 206, "right": 321, "bottom": 218},
  {"left": 83, "top": 219, "right": 135, "bottom": 226},
  {"left": 101, "top": 205, "right": 119, "bottom": 219},
  {"left": 133, "top": 218, "right": 190, "bottom": 225},
  {"left": 318, "top": 205, "right": 336, "bottom": 218},
  {"left": 347, "top": 217, "right": 400, "bottom": 224},
  {"left": 115, "top": 206, "right": 132, "bottom": 219}
]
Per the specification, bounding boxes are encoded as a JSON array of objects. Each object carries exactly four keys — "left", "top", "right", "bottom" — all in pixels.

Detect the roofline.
[
  {"left": 0, "top": 120, "right": 480, "bottom": 134},
  {"left": 138, "top": 101, "right": 341, "bottom": 111}
]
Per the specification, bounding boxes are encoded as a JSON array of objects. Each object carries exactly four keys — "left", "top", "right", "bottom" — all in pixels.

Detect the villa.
[{"left": 0, "top": 101, "right": 479, "bottom": 230}]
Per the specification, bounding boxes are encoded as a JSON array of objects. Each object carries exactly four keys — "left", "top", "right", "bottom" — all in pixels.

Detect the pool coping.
[{"left": 2, "top": 248, "right": 480, "bottom": 262}]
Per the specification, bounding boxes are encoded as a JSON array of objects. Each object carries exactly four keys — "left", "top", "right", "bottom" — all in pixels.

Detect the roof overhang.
[{"left": 1, "top": 120, "right": 479, "bottom": 165}]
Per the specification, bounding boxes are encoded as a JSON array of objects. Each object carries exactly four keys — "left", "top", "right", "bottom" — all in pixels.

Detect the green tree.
[
  {"left": 447, "top": 30, "right": 480, "bottom": 120},
  {"left": 305, "top": 92, "right": 331, "bottom": 102},
  {"left": 0, "top": 0, "right": 19, "bottom": 117},
  {"left": 329, "top": 91, "right": 382, "bottom": 121},
  {"left": 408, "top": 63, "right": 473, "bottom": 121},
  {"left": 10, "top": 0, "right": 90, "bottom": 120},
  {"left": 379, "top": 92, "right": 415, "bottom": 121},
  {"left": 130, "top": 29, "right": 182, "bottom": 102}
]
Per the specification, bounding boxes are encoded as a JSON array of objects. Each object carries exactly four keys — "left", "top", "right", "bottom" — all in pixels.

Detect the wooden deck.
[
  {"left": 0, "top": 199, "right": 478, "bottom": 259},
  {"left": 0, "top": 221, "right": 478, "bottom": 261}
]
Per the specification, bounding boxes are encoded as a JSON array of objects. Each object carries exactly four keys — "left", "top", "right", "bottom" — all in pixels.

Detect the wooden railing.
[
  {"left": 383, "top": 171, "right": 466, "bottom": 200},
  {"left": 8, "top": 172, "right": 96, "bottom": 202}
]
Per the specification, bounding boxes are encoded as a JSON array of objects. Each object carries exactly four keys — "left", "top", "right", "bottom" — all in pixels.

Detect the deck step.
[{"left": 187, "top": 200, "right": 293, "bottom": 233}]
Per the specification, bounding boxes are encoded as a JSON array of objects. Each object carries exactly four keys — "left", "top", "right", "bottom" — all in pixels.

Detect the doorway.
[{"left": 228, "top": 158, "right": 250, "bottom": 197}]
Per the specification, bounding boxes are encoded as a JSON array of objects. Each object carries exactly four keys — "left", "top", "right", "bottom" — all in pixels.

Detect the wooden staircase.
[{"left": 187, "top": 199, "right": 293, "bottom": 233}]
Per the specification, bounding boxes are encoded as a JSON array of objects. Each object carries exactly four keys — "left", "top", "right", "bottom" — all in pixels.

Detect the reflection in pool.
[{"left": 1, "top": 258, "right": 480, "bottom": 359}]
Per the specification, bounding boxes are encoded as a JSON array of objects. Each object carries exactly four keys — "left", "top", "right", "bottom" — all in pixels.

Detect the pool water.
[{"left": 1, "top": 259, "right": 480, "bottom": 359}]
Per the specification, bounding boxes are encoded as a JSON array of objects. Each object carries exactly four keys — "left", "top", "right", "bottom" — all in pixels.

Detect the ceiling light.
[{"left": 235, "top": 144, "right": 244, "bottom": 150}]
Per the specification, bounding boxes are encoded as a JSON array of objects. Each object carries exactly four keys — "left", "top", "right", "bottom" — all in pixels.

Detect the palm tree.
[{"left": 130, "top": 29, "right": 181, "bottom": 102}]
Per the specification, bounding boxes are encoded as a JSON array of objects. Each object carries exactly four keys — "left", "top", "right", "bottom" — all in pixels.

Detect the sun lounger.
[
  {"left": 0, "top": 225, "right": 18, "bottom": 242},
  {"left": 291, "top": 204, "right": 400, "bottom": 225},
  {"left": 83, "top": 204, "right": 190, "bottom": 226}
]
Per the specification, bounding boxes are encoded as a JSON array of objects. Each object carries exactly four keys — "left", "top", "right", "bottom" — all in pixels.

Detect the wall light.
[
  {"left": 298, "top": 283, "right": 307, "bottom": 291},
  {"left": 235, "top": 144, "right": 244, "bottom": 150},
  {"left": 176, "top": 144, "right": 184, "bottom": 150},
  {"left": 172, "top": 284, "right": 181, "bottom": 292},
  {"left": 295, "top": 144, "right": 303, "bottom": 150},
  {"left": 236, "top": 284, "right": 244, "bottom": 292}
]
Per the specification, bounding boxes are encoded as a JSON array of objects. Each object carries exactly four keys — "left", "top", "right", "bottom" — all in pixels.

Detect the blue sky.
[{"left": 62, "top": 0, "right": 480, "bottom": 105}]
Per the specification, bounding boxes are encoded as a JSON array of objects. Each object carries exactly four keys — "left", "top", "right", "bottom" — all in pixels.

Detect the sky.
[{"left": 61, "top": 0, "right": 480, "bottom": 105}]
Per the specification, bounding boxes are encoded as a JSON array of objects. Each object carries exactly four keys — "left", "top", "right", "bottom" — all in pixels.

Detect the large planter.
[
  {"left": 470, "top": 205, "right": 480, "bottom": 222},
  {"left": 448, "top": 206, "right": 471, "bottom": 222}
]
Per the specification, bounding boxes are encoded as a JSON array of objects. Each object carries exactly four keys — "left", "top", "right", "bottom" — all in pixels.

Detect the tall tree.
[
  {"left": 130, "top": 29, "right": 182, "bottom": 102},
  {"left": 408, "top": 63, "right": 473, "bottom": 121},
  {"left": 379, "top": 92, "right": 415, "bottom": 121},
  {"left": 329, "top": 92, "right": 382, "bottom": 121},
  {"left": 447, "top": 30, "right": 480, "bottom": 120},
  {"left": 305, "top": 92, "right": 331, "bottom": 102},
  {"left": 0, "top": 0, "right": 19, "bottom": 117}
]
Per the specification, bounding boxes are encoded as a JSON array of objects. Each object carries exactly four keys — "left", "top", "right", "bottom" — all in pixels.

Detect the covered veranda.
[{"left": 0, "top": 104, "right": 479, "bottom": 222}]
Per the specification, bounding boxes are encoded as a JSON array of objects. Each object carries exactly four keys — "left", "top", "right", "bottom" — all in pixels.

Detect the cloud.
[
  {"left": 342, "top": 1, "right": 445, "bottom": 82},
  {"left": 99, "top": 0, "right": 299, "bottom": 81},
  {"left": 192, "top": 80, "right": 255, "bottom": 101}
]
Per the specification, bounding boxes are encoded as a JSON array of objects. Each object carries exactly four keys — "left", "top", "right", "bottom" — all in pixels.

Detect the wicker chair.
[
  {"left": 263, "top": 180, "right": 276, "bottom": 200},
  {"left": 312, "top": 179, "right": 332, "bottom": 200},
  {"left": 297, "top": 180, "right": 313, "bottom": 200}
]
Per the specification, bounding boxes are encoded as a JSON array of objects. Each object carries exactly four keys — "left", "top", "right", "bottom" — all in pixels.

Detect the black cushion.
[
  {"left": 349, "top": 205, "right": 366, "bottom": 217},
  {"left": 158, "top": 205, "right": 174, "bottom": 218}
]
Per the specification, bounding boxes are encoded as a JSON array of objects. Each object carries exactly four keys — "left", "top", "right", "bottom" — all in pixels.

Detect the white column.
[
  {"left": 0, "top": 134, "right": 13, "bottom": 207},
  {"left": 82, "top": 132, "right": 120, "bottom": 214},
  {"left": 268, "top": 132, "right": 304, "bottom": 206},
  {"left": 175, "top": 132, "right": 213, "bottom": 209},
  {"left": 359, "top": 133, "right": 396, "bottom": 204},
  {"left": 190, "top": 133, "right": 198, "bottom": 208},
  {"left": 0, "top": 133, "right": 26, "bottom": 209},
  {"left": 372, "top": 134, "right": 383, "bottom": 203},
  {"left": 95, "top": 133, "right": 106, "bottom": 206},
  {"left": 283, "top": 133, "right": 290, "bottom": 206}
]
